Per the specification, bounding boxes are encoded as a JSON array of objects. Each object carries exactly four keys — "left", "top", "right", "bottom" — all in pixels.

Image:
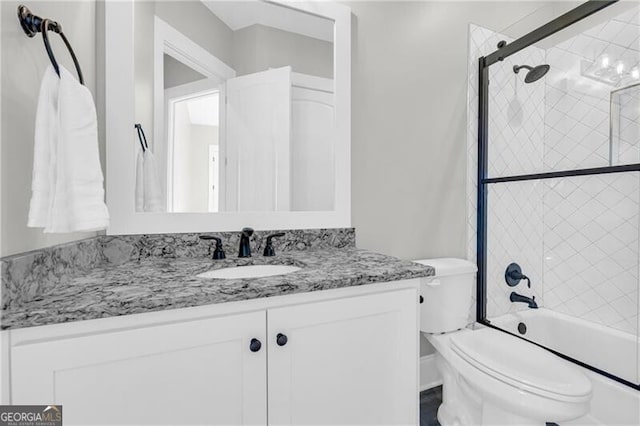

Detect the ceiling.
[{"left": 202, "top": 0, "right": 334, "bottom": 43}]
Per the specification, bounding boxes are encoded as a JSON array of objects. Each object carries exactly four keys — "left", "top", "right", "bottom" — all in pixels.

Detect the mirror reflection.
[
  {"left": 611, "top": 83, "right": 640, "bottom": 166},
  {"left": 134, "top": 0, "right": 335, "bottom": 213}
]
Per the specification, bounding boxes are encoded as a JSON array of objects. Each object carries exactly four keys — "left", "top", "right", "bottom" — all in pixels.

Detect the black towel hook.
[
  {"left": 17, "top": 5, "right": 84, "bottom": 85},
  {"left": 135, "top": 124, "right": 149, "bottom": 153}
]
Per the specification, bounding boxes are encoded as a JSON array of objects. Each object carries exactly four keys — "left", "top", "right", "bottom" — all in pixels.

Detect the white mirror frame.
[{"left": 105, "top": 0, "right": 351, "bottom": 235}]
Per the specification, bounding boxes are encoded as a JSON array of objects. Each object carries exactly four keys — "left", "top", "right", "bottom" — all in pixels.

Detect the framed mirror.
[{"left": 105, "top": 0, "right": 351, "bottom": 234}]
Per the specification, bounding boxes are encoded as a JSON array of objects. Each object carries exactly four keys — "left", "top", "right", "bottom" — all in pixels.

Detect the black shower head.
[{"left": 513, "top": 64, "right": 550, "bottom": 83}]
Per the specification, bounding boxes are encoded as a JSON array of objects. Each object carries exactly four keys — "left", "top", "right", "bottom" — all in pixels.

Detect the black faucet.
[
  {"left": 510, "top": 292, "right": 538, "bottom": 309},
  {"left": 238, "top": 227, "right": 254, "bottom": 257}
]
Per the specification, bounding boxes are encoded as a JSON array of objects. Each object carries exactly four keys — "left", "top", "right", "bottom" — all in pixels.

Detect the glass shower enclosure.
[{"left": 476, "top": 0, "right": 640, "bottom": 390}]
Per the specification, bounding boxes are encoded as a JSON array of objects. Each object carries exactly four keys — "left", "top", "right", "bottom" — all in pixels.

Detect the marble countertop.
[{"left": 1, "top": 249, "right": 434, "bottom": 330}]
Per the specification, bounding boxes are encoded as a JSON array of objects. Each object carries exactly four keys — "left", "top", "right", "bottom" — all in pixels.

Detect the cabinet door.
[
  {"left": 11, "top": 311, "right": 267, "bottom": 425},
  {"left": 267, "top": 289, "right": 419, "bottom": 425}
]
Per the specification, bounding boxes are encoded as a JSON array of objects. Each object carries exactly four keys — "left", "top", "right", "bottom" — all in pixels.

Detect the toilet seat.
[{"left": 450, "top": 328, "right": 591, "bottom": 403}]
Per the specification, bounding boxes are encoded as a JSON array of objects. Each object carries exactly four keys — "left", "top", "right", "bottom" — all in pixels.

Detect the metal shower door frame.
[{"left": 476, "top": 0, "right": 640, "bottom": 390}]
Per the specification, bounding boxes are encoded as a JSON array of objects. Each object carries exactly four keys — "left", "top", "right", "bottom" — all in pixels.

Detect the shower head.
[{"left": 513, "top": 64, "right": 550, "bottom": 83}]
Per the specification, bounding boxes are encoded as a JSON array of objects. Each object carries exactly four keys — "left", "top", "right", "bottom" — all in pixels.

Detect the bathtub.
[{"left": 491, "top": 308, "right": 640, "bottom": 425}]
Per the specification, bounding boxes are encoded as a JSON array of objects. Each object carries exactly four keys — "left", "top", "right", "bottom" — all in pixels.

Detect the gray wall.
[
  {"left": 348, "top": 1, "right": 547, "bottom": 261},
  {"left": 233, "top": 24, "right": 333, "bottom": 78},
  {"left": 1, "top": 1, "right": 99, "bottom": 257},
  {"left": 164, "top": 55, "right": 207, "bottom": 89}
]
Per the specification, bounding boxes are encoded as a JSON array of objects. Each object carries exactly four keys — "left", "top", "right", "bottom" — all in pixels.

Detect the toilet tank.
[{"left": 413, "top": 258, "right": 477, "bottom": 333}]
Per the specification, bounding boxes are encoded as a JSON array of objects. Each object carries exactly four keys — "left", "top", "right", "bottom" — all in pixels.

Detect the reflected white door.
[
  {"left": 291, "top": 78, "right": 335, "bottom": 211},
  {"left": 267, "top": 289, "right": 419, "bottom": 425},
  {"left": 11, "top": 312, "right": 268, "bottom": 425},
  {"left": 224, "top": 67, "right": 292, "bottom": 211},
  {"left": 208, "top": 145, "right": 220, "bottom": 212}
]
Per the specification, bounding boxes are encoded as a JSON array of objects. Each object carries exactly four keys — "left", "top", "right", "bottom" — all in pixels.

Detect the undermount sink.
[{"left": 197, "top": 265, "right": 301, "bottom": 279}]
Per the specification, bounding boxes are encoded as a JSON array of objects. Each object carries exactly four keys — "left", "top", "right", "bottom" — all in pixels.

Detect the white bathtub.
[{"left": 491, "top": 308, "right": 640, "bottom": 425}]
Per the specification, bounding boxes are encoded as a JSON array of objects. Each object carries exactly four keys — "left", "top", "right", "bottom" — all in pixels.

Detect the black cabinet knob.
[
  {"left": 276, "top": 333, "right": 288, "bottom": 346},
  {"left": 419, "top": 295, "right": 424, "bottom": 304},
  {"left": 249, "top": 338, "right": 262, "bottom": 352}
]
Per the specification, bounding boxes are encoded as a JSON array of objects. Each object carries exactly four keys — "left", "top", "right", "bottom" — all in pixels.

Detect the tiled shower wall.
[
  {"left": 542, "top": 174, "right": 638, "bottom": 333},
  {"left": 541, "top": 9, "right": 640, "bottom": 334},
  {"left": 467, "top": 7, "right": 640, "bottom": 334}
]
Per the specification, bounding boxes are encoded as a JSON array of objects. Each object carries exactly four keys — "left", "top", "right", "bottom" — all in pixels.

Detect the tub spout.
[{"left": 510, "top": 292, "right": 538, "bottom": 309}]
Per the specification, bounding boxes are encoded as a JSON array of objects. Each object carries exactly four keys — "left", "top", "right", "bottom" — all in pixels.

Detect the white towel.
[
  {"left": 135, "top": 147, "right": 163, "bottom": 212},
  {"left": 28, "top": 66, "right": 58, "bottom": 227},
  {"left": 28, "top": 65, "right": 109, "bottom": 233}
]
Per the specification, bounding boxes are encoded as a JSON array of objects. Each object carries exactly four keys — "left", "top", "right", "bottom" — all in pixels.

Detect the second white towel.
[{"left": 135, "top": 147, "right": 163, "bottom": 212}]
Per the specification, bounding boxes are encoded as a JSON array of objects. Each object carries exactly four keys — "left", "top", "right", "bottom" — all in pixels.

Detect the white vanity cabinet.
[
  {"left": 11, "top": 311, "right": 268, "bottom": 425},
  {"left": 267, "top": 290, "right": 417, "bottom": 425},
  {"left": 8, "top": 283, "right": 419, "bottom": 425}
]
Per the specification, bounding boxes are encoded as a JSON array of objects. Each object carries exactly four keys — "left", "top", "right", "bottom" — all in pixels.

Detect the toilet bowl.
[{"left": 415, "top": 258, "right": 592, "bottom": 426}]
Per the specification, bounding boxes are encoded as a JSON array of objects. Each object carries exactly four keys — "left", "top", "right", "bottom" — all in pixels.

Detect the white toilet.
[{"left": 415, "top": 258, "right": 592, "bottom": 426}]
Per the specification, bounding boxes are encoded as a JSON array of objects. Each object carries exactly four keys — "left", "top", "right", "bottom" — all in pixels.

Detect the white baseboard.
[{"left": 420, "top": 353, "right": 442, "bottom": 391}]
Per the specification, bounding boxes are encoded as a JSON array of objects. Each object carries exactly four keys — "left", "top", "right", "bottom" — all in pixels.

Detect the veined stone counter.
[{"left": 1, "top": 230, "right": 434, "bottom": 329}]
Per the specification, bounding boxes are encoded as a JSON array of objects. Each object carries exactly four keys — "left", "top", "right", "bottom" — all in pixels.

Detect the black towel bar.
[{"left": 17, "top": 4, "right": 84, "bottom": 85}]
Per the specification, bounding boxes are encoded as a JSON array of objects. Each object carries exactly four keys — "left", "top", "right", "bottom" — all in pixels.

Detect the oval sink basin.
[{"left": 197, "top": 265, "right": 301, "bottom": 279}]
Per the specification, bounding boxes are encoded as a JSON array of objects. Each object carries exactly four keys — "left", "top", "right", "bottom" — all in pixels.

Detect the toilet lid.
[{"left": 450, "top": 328, "right": 591, "bottom": 400}]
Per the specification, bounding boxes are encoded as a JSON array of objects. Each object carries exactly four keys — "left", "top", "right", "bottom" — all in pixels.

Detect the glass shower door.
[{"left": 476, "top": 0, "right": 640, "bottom": 389}]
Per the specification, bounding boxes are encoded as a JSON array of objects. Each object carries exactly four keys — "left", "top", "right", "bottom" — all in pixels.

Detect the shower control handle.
[{"left": 505, "top": 263, "right": 530, "bottom": 288}]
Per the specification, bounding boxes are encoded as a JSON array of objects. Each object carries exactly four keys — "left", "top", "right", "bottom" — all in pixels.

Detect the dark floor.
[{"left": 419, "top": 386, "right": 442, "bottom": 426}]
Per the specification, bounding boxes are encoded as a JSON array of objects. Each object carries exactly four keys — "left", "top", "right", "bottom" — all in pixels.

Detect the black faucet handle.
[
  {"left": 266, "top": 232, "right": 285, "bottom": 241},
  {"left": 199, "top": 235, "right": 226, "bottom": 260},
  {"left": 263, "top": 233, "right": 286, "bottom": 257},
  {"left": 505, "top": 263, "right": 530, "bottom": 287}
]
